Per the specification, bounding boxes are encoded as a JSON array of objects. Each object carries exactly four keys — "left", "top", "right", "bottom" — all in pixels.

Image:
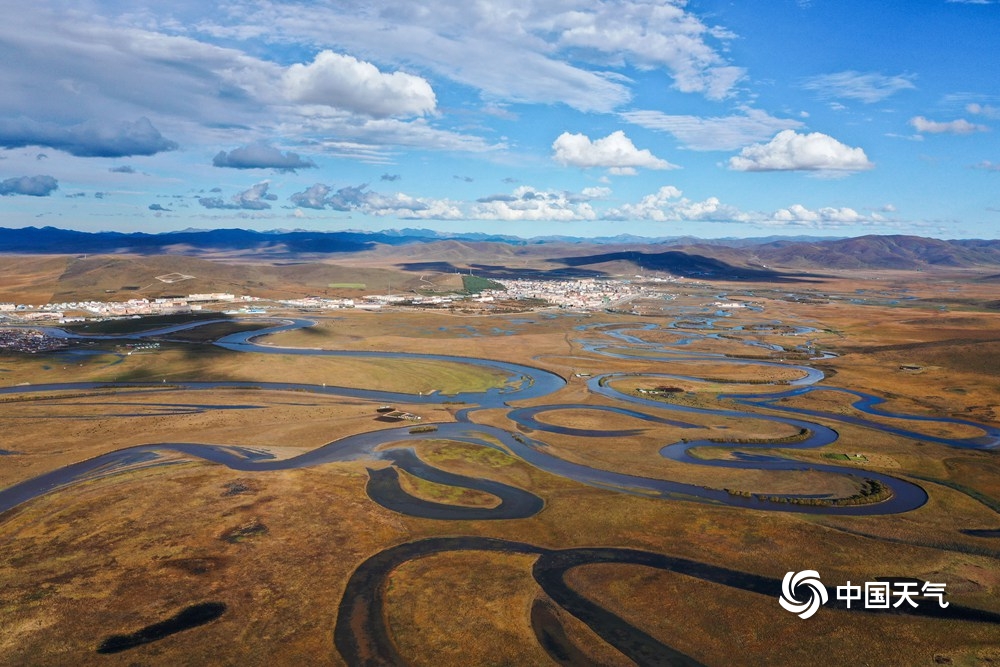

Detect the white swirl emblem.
[{"left": 779, "top": 570, "right": 828, "bottom": 619}]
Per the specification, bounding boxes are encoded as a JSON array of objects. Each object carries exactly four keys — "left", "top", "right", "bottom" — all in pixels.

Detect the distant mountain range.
[{"left": 2, "top": 226, "right": 1000, "bottom": 272}]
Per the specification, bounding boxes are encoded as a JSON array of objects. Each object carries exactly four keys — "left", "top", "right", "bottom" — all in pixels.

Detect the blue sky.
[{"left": 1, "top": 0, "right": 998, "bottom": 238}]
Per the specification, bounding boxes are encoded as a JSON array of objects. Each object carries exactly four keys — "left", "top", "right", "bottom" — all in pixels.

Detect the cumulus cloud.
[
  {"left": 604, "top": 186, "right": 747, "bottom": 222},
  {"left": 0, "top": 174, "right": 58, "bottom": 196},
  {"left": 235, "top": 182, "right": 276, "bottom": 209},
  {"left": 765, "top": 203, "right": 886, "bottom": 228},
  {"left": 364, "top": 191, "right": 463, "bottom": 219},
  {"left": 579, "top": 186, "right": 612, "bottom": 200},
  {"left": 109, "top": 165, "right": 136, "bottom": 174},
  {"left": 380, "top": 173, "right": 401, "bottom": 181},
  {"left": 199, "top": 181, "right": 275, "bottom": 210},
  {"left": 801, "top": 71, "right": 916, "bottom": 103},
  {"left": 0, "top": 117, "right": 177, "bottom": 157},
  {"left": 622, "top": 108, "right": 804, "bottom": 151},
  {"left": 596, "top": 185, "right": 887, "bottom": 227},
  {"left": 324, "top": 185, "right": 369, "bottom": 211},
  {"left": 973, "top": 160, "right": 1000, "bottom": 171},
  {"left": 283, "top": 50, "right": 436, "bottom": 118},
  {"left": 471, "top": 186, "right": 599, "bottom": 221},
  {"left": 287, "top": 182, "right": 460, "bottom": 218},
  {"left": 772, "top": 204, "right": 866, "bottom": 223},
  {"left": 289, "top": 183, "right": 332, "bottom": 210},
  {"left": 727, "top": 130, "right": 874, "bottom": 173},
  {"left": 909, "top": 116, "right": 988, "bottom": 134},
  {"left": 552, "top": 131, "right": 677, "bottom": 172},
  {"left": 213, "top": 143, "right": 316, "bottom": 171},
  {"left": 148, "top": 203, "right": 171, "bottom": 211}
]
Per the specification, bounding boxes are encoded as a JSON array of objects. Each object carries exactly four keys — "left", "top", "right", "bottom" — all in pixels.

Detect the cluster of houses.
[
  {"left": 0, "top": 328, "right": 67, "bottom": 353},
  {"left": 482, "top": 277, "right": 657, "bottom": 310},
  {"left": 0, "top": 293, "right": 248, "bottom": 323}
]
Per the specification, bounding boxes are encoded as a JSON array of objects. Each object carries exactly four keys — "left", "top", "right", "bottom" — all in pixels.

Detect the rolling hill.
[{"left": 3, "top": 228, "right": 1000, "bottom": 302}]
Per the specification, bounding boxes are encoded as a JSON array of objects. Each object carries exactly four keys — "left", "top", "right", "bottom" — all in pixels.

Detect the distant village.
[{"left": 0, "top": 276, "right": 683, "bottom": 325}]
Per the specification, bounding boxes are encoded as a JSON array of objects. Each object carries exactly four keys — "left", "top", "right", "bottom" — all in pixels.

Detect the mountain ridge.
[{"left": 2, "top": 227, "right": 1000, "bottom": 271}]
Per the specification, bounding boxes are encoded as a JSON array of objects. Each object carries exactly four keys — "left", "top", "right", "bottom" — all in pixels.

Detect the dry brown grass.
[
  {"left": 0, "top": 255, "right": 71, "bottom": 303},
  {"left": 0, "top": 342, "right": 509, "bottom": 395},
  {"left": 2, "top": 269, "right": 1000, "bottom": 664}
]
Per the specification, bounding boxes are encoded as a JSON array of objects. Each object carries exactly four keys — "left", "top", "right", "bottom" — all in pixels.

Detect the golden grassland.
[
  {"left": 1, "top": 269, "right": 1000, "bottom": 665},
  {"left": 393, "top": 461, "right": 500, "bottom": 509},
  {"left": 0, "top": 343, "right": 509, "bottom": 395},
  {"left": 0, "top": 389, "right": 462, "bottom": 489},
  {"left": 384, "top": 552, "right": 555, "bottom": 666},
  {"left": 0, "top": 255, "right": 73, "bottom": 303}
]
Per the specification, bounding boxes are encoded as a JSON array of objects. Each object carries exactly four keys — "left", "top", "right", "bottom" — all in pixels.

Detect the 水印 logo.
[{"left": 779, "top": 570, "right": 829, "bottom": 619}]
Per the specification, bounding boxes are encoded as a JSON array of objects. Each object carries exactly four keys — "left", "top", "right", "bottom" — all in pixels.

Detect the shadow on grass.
[
  {"left": 551, "top": 250, "right": 825, "bottom": 283},
  {"left": 66, "top": 312, "right": 234, "bottom": 336},
  {"left": 96, "top": 602, "right": 226, "bottom": 654},
  {"left": 105, "top": 344, "right": 241, "bottom": 383}
]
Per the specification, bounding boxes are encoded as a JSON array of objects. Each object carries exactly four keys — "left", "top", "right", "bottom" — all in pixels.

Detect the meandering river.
[{"left": 4, "top": 315, "right": 999, "bottom": 663}]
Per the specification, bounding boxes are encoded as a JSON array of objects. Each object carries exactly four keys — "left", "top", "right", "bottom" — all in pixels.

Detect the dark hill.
[
  {"left": 552, "top": 250, "right": 820, "bottom": 282},
  {"left": 0, "top": 226, "right": 422, "bottom": 256},
  {"left": 2, "top": 227, "right": 1000, "bottom": 274}
]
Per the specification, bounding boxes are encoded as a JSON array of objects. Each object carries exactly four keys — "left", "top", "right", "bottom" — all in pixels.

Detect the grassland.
[
  {"left": 460, "top": 274, "right": 506, "bottom": 294},
  {"left": 1, "top": 269, "right": 999, "bottom": 665},
  {"left": 0, "top": 341, "right": 509, "bottom": 396}
]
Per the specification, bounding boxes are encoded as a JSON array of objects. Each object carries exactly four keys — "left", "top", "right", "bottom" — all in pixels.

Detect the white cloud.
[
  {"left": 289, "top": 183, "right": 331, "bottom": 210},
  {"left": 603, "top": 186, "right": 748, "bottom": 222},
  {"left": 0, "top": 6, "right": 486, "bottom": 159},
  {"left": 286, "top": 182, "right": 462, "bottom": 219},
  {"left": 552, "top": 131, "right": 677, "bottom": 171},
  {"left": 973, "top": 160, "right": 1000, "bottom": 171},
  {"left": 580, "top": 186, "right": 612, "bottom": 200},
  {"left": 283, "top": 50, "right": 436, "bottom": 118},
  {"left": 194, "top": 0, "right": 743, "bottom": 108},
  {"left": 767, "top": 204, "right": 885, "bottom": 227},
  {"left": 801, "top": 71, "right": 916, "bottom": 103},
  {"left": 471, "top": 186, "right": 599, "bottom": 221},
  {"left": 550, "top": 2, "right": 745, "bottom": 100},
  {"left": 967, "top": 103, "right": 1000, "bottom": 119},
  {"left": 728, "top": 130, "right": 874, "bottom": 173},
  {"left": 909, "top": 116, "right": 989, "bottom": 134},
  {"left": 363, "top": 191, "right": 464, "bottom": 219},
  {"left": 622, "top": 108, "right": 804, "bottom": 151},
  {"left": 597, "top": 186, "right": 892, "bottom": 227},
  {"left": 773, "top": 204, "right": 859, "bottom": 223},
  {"left": 198, "top": 181, "right": 276, "bottom": 210}
]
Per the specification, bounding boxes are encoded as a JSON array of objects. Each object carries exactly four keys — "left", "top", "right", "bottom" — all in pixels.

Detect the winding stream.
[
  {"left": 3, "top": 315, "right": 999, "bottom": 662},
  {"left": 3, "top": 317, "right": 997, "bottom": 518}
]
